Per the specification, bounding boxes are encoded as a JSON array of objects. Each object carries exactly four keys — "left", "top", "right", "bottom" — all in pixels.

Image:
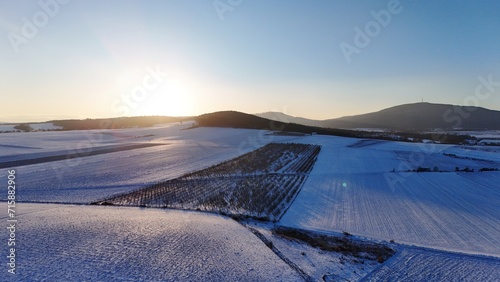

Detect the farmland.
[
  {"left": 1, "top": 125, "right": 499, "bottom": 281},
  {"left": 0, "top": 124, "right": 301, "bottom": 203},
  {"left": 363, "top": 247, "right": 500, "bottom": 281},
  {"left": 280, "top": 135, "right": 500, "bottom": 257},
  {"left": 95, "top": 143, "right": 321, "bottom": 221},
  {"left": 2, "top": 203, "right": 302, "bottom": 281}
]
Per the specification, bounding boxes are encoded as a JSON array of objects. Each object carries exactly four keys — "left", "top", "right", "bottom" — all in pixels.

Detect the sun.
[{"left": 132, "top": 76, "right": 193, "bottom": 117}]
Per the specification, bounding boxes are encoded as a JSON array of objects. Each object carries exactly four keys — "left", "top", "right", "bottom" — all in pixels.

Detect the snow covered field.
[
  {"left": 1, "top": 126, "right": 499, "bottom": 280},
  {"left": 247, "top": 223, "right": 387, "bottom": 281},
  {"left": 363, "top": 247, "right": 500, "bottom": 281},
  {"left": 1, "top": 122, "right": 190, "bottom": 160},
  {"left": 0, "top": 203, "right": 301, "bottom": 281},
  {"left": 0, "top": 122, "right": 62, "bottom": 133},
  {"left": 0, "top": 124, "right": 297, "bottom": 203},
  {"left": 280, "top": 135, "right": 500, "bottom": 257}
]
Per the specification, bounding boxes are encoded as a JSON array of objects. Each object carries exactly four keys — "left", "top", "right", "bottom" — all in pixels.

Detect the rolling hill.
[
  {"left": 50, "top": 116, "right": 188, "bottom": 130},
  {"left": 195, "top": 111, "right": 357, "bottom": 137},
  {"left": 256, "top": 112, "right": 321, "bottom": 127},
  {"left": 195, "top": 110, "right": 473, "bottom": 144},
  {"left": 257, "top": 103, "right": 500, "bottom": 130}
]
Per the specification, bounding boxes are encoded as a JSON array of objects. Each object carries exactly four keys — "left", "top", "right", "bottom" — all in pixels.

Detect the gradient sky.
[{"left": 1, "top": 0, "right": 499, "bottom": 122}]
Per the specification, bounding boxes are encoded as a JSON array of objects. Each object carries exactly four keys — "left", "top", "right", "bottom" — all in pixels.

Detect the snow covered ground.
[
  {"left": 0, "top": 203, "right": 302, "bottom": 281},
  {"left": 1, "top": 126, "right": 499, "bottom": 280},
  {"left": 0, "top": 122, "right": 62, "bottom": 132},
  {"left": 0, "top": 124, "right": 298, "bottom": 203},
  {"left": 362, "top": 247, "right": 500, "bottom": 281},
  {"left": 0, "top": 124, "right": 16, "bottom": 132},
  {"left": 0, "top": 122, "right": 181, "bottom": 159},
  {"left": 456, "top": 130, "right": 500, "bottom": 139},
  {"left": 247, "top": 222, "right": 386, "bottom": 281},
  {"left": 280, "top": 135, "right": 500, "bottom": 257}
]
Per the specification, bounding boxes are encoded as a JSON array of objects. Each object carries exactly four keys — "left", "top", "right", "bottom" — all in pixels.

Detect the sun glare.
[{"left": 132, "top": 77, "right": 193, "bottom": 117}]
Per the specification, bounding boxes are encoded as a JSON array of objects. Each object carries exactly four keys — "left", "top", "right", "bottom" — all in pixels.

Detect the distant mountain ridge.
[
  {"left": 195, "top": 111, "right": 357, "bottom": 137},
  {"left": 256, "top": 112, "right": 321, "bottom": 127},
  {"left": 50, "top": 116, "right": 187, "bottom": 130},
  {"left": 195, "top": 110, "right": 474, "bottom": 144},
  {"left": 257, "top": 103, "right": 500, "bottom": 130}
]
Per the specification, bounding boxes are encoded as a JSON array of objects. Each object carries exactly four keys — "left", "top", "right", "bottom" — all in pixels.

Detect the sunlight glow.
[{"left": 132, "top": 76, "right": 194, "bottom": 117}]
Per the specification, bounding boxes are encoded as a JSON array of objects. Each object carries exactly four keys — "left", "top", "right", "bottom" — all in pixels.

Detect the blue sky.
[{"left": 1, "top": 0, "right": 499, "bottom": 122}]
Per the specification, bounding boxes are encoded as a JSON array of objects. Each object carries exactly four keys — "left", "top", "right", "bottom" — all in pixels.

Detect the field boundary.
[
  {"left": 93, "top": 143, "right": 321, "bottom": 221},
  {"left": 0, "top": 143, "right": 167, "bottom": 169}
]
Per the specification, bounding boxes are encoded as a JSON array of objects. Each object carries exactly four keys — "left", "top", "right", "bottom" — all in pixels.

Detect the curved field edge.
[
  {"left": 2, "top": 203, "right": 302, "bottom": 281},
  {"left": 361, "top": 247, "right": 500, "bottom": 282},
  {"left": 279, "top": 135, "right": 500, "bottom": 257}
]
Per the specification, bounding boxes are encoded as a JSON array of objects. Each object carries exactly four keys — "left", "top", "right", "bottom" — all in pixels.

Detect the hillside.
[
  {"left": 324, "top": 103, "right": 500, "bottom": 130},
  {"left": 50, "top": 116, "right": 188, "bottom": 130},
  {"left": 258, "top": 103, "right": 500, "bottom": 130},
  {"left": 256, "top": 112, "right": 321, "bottom": 127},
  {"left": 195, "top": 111, "right": 473, "bottom": 144},
  {"left": 195, "top": 111, "right": 357, "bottom": 137}
]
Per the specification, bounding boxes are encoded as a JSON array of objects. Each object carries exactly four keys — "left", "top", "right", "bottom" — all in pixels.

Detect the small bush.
[
  {"left": 479, "top": 167, "right": 499, "bottom": 172},
  {"left": 417, "top": 166, "right": 431, "bottom": 172}
]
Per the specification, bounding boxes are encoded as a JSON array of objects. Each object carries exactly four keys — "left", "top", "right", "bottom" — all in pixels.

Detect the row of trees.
[{"left": 97, "top": 143, "right": 322, "bottom": 221}]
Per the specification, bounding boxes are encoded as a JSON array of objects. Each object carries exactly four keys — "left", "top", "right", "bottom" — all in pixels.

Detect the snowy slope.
[
  {"left": 2, "top": 126, "right": 499, "bottom": 280},
  {"left": 0, "top": 124, "right": 16, "bottom": 132},
  {"left": 0, "top": 203, "right": 302, "bottom": 281},
  {"left": 280, "top": 135, "right": 500, "bottom": 257},
  {"left": 247, "top": 223, "right": 385, "bottom": 281},
  {"left": 0, "top": 122, "right": 62, "bottom": 132},
  {"left": 0, "top": 122, "right": 181, "bottom": 159},
  {"left": 0, "top": 126, "right": 299, "bottom": 203},
  {"left": 362, "top": 247, "right": 500, "bottom": 282}
]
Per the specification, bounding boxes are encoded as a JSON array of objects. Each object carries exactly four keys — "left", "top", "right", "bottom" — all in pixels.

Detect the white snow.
[
  {"left": 1, "top": 127, "right": 499, "bottom": 280},
  {"left": 280, "top": 135, "right": 500, "bottom": 257},
  {"left": 247, "top": 222, "right": 383, "bottom": 281},
  {"left": 0, "top": 125, "right": 298, "bottom": 203},
  {"left": 0, "top": 203, "right": 302, "bottom": 281},
  {"left": 363, "top": 247, "right": 500, "bottom": 281},
  {"left": 0, "top": 122, "right": 181, "bottom": 158},
  {"left": 455, "top": 130, "right": 500, "bottom": 139},
  {"left": 0, "top": 124, "right": 16, "bottom": 132},
  {"left": 0, "top": 122, "right": 62, "bottom": 132},
  {"left": 479, "top": 139, "right": 500, "bottom": 145}
]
